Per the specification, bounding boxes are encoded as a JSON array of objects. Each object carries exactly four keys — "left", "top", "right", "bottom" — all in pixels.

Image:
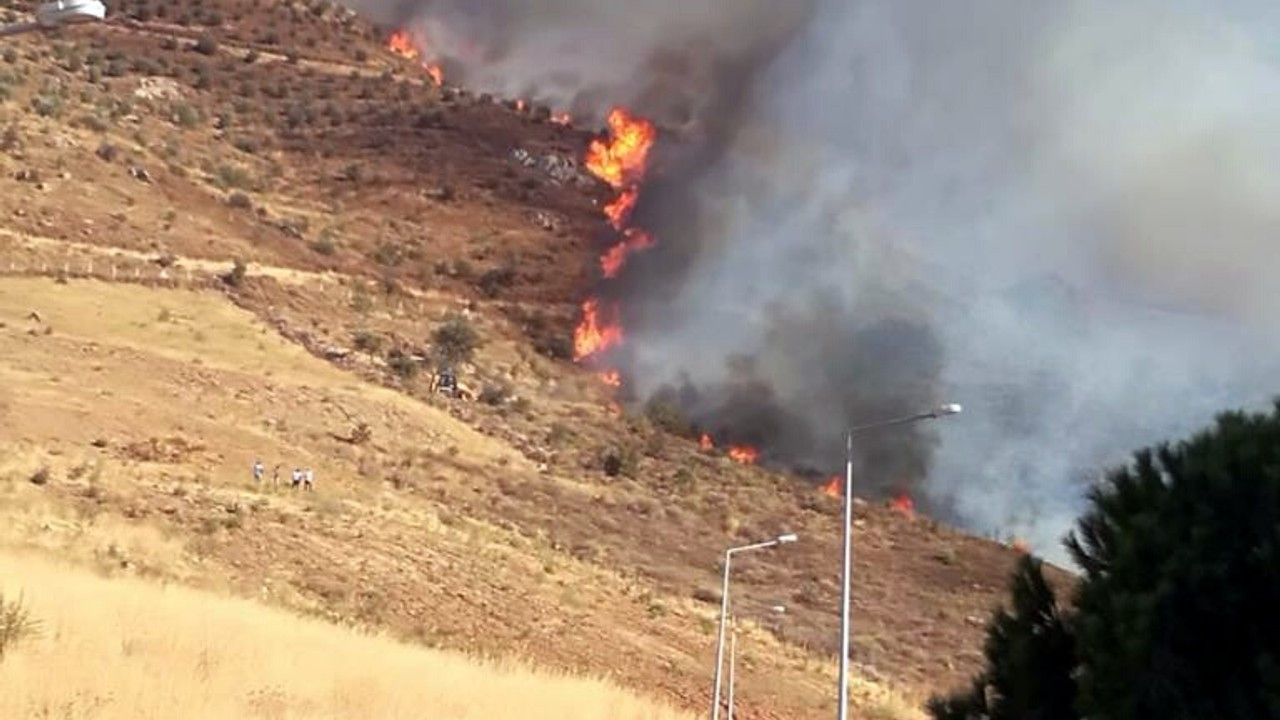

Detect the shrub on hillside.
[
  {"left": 352, "top": 330, "right": 383, "bottom": 358},
  {"left": 431, "top": 313, "right": 480, "bottom": 367},
  {"left": 194, "top": 33, "right": 219, "bottom": 56},
  {"left": 479, "top": 383, "right": 511, "bottom": 406},
  {"left": 0, "top": 593, "right": 40, "bottom": 661},
  {"left": 476, "top": 265, "right": 516, "bottom": 298},
  {"left": 600, "top": 445, "right": 639, "bottom": 478},
  {"left": 643, "top": 389, "right": 693, "bottom": 438},
  {"left": 386, "top": 348, "right": 419, "bottom": 380},
  {"left": 930, "top": 401, "right": 1280, "bottom": 720},
  {"left": 226, "top": 191, "right": 252, "bottom": 210},
  {"left": 221, "top": 258, "right": 247, "bottom": 287}
]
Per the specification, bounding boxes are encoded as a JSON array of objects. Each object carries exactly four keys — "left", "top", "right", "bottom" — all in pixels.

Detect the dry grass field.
[{"left": 0, "top": 550, "right": 694, "bottom": 720}]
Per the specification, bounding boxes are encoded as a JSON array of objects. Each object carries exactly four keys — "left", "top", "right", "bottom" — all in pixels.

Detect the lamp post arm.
[{"left": 726, "top": 539, "right": 781, "bottom": 556}]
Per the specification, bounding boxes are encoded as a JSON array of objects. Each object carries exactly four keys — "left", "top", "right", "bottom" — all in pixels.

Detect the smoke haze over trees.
[{"left": 347, "top": 0, "right": 1280, "bottom": 559}]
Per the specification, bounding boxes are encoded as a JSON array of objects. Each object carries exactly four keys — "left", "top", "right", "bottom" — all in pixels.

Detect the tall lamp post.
[
  {"left": 726, "top": 604, "right": 786, "bottom": 720},
  {"left": 0, "top": 1, "right": 107, "bottom": 38},
  {"left": 837, "top": 403, "right": 962, "bottom": 720},
  {"left": 711, "top": 533, "right": 798, "bottom": 720}
]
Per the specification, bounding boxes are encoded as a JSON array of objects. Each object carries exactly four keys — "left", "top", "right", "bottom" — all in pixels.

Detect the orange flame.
[
  {"left": 573, "top": 298, "right": 623, "bottom": 361},
  {"left": 387, "top": 29, "right": 419, "bottom": 60},
  {"left": 1010, "top": 537, "right": 1030, "bottom": 554},
  {"left": 515, "top": 99, "right": 527, "bottom": 113},
  {"left": 890, "top": 494, "right": 915, "bottom": 516},
  {"left": 551, "top": 112, "right": 573, "bottom": 126},
  {"left": 585, "top": 108, "right": 656, "bottom": 189},
  {"left": 822, "top": 475, "right": 842, "bottom": 498},
  {"left": 699, "top": 434, "right": 714, "bottom": 451},
  {"left": 728, "top": 445, "right": 760, "bottom": 465},
  {"left": 603, "top": 187, "right": 639, "bottom": 230},
  {"left": 572, "top": 106, "right": 658, "bottom": 405},
  {"left": 387, "top": 29, "right": 444, "bottom": 86},
  {"left": 600, "top": 229, "right": 655, "bottom": 279}
]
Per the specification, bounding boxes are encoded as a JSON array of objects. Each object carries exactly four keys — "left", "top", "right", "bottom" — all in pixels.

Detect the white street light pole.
[
  {"left": 837, "top": 403, "right": 961, "bottom": 720},
  {"left": 726, "top": 604, "right": 786, "bottom": 720},
  {"left": 710, "top": 533, "right": 798, "bottom": 720},
  {"left": 726, "top": 618, "right": 737, "bottom": 720},
  {"left": 0, "top": 1, "right": 106, "bottom": 37}
]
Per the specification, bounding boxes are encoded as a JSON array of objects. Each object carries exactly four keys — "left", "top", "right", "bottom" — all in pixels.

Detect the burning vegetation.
[
  {"left": 381, "top": 16, "right": 936, "bottom": 512},
  {"left": 572, "top": 107, "right": 658, "bottom": 384},
  {"left": 387, "top": 28, "right": 444, "bottom": 86}
]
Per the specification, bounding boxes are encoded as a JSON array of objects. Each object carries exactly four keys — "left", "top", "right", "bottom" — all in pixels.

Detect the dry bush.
[{"left": 0, "top": 592, "right": 39, "bottom": 661}]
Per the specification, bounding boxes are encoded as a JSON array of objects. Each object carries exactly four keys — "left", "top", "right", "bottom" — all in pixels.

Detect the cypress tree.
[
  {"left": 1067, "top": 402, "right": 1280, "bottom": 720},
  {"left": 932, "top": 400, "right": 1280, "bottom": 720},
  {"left": 927, "top": 555, "right": 1077, "bottom": 720}
]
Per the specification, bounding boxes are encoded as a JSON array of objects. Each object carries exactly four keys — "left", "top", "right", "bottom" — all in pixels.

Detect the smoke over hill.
[{"left": 350, "top": 0, "right": 1280, "bottom": 559}]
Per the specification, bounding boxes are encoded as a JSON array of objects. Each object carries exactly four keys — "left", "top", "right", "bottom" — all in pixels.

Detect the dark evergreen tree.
[
  {"left": 1067, "top": 402, "right": 1280, "bottom": 720},
  {"left": 932, "top": 401, "right": 1280, "bottom": 720},
  {"left": 927, "top": 555, "right": 1077, "bottom": 720}
]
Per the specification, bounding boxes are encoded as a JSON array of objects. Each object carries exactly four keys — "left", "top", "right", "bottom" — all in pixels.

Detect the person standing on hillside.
[
  {"left": 291, "top": 467, "right": 303, "bottom": 490},
  {"left": 252, "top": 459, "right": 265, "bottom": 484},
  {"left": 272, "top": 464, "right": 281, "bottom": 487},
  {"left": 303, "top": 468, "right": 315, "bottom": 492}
]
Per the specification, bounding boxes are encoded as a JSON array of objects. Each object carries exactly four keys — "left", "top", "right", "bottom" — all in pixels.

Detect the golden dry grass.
[{"left": 0, "top": 550, "right": 693, "bottom": 720}]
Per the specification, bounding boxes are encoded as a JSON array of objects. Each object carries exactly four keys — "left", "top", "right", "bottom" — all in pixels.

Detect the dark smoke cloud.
[
  {"left": 346, "top": 0, "right": 1280, "bottom": 562},
  {"left": 343, "top": 0, "right": 814, "bottom": 130},
  {"left": 624, "top": 0, "right": 1280, "bottom": 562}
]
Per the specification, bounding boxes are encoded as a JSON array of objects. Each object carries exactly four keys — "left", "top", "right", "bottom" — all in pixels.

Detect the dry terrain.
[
  {"left": 0, "top": 2, "right": 1067, "bottom": 718},
  {"left": 0, "top": 549, "right": 694, "bottom": 720}
]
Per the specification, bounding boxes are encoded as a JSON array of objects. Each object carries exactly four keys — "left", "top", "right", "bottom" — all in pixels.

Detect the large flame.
[
  {"left": 728, "top": 445, "right": 760, "bottom": 465},
  {"left": 572, "top": 106, "right": 660, "bottom": 386},
  {"left": 573, "top": 298, "right": 624, "bottom": 361},
  {"left": 585, "top": 108, "right": 656, "bottom": 189},
  {"left": 387, "top": 29, "right": 444, "bottom": 87},
  {"left": 700, "top": 434, "right": 715, "bottom": 451}
]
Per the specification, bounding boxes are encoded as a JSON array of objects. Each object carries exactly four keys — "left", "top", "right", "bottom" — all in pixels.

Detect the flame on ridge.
[{"left": 387, "top": 29, "right": 445, "bottom": 87}]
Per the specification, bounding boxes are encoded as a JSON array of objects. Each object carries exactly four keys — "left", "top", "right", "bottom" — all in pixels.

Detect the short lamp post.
[
  {"left": 710, "top": 533, "right": 798, "bottom": 720},
  {"left": 726, "top": 604, "right": 787, "bottom": 720}
]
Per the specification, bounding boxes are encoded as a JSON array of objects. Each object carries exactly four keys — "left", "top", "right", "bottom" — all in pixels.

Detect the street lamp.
[
  {"left": 726, "top": 604, "right": 787, "bottom": 720},
  {"left": 836, "top": 403, "right": 961, "bottom": 720},
  {"left": 0, "top": 1, "right": 107, "bottom": 37},
  {"left": 710, "top": 533, "right": 798, "bottom": 720}
]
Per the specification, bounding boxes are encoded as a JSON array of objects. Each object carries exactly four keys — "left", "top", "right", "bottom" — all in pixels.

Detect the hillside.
[{"left": 0, "top": 2, "right": 1057, "bottom": 718}]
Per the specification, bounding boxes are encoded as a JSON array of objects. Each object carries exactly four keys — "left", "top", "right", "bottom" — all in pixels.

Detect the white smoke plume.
[{"left": 349, "top": 0, "right": 1280, "bottom": 563}]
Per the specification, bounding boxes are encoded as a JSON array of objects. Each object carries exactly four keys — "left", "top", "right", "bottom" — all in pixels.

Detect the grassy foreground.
[{"left": 0, "top": 551, "right": 693, "bottom": 720}]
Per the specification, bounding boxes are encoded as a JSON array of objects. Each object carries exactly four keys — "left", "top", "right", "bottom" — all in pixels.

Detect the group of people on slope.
[{"left": 252, "top": 459, "right": 315, "bottom": 491}]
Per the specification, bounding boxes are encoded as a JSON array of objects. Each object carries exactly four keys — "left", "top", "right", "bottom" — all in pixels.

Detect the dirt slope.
[{"left": 0, "top": 3, "right": 1066, "bottom": 718}]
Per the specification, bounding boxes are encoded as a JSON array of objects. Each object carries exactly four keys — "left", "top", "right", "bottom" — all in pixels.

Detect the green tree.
[
  {"left": 931, "top": 401, "right": 1280, "bottom": 720},
  {"left": 431, "top": 313, "right": 480, "bottom": 368},
  {"left": 1067, "top": 403, "right": 1280, "bottom": 720},
  {"left": 928, "top": 555, "right": 1077, "bottom": 720}
]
